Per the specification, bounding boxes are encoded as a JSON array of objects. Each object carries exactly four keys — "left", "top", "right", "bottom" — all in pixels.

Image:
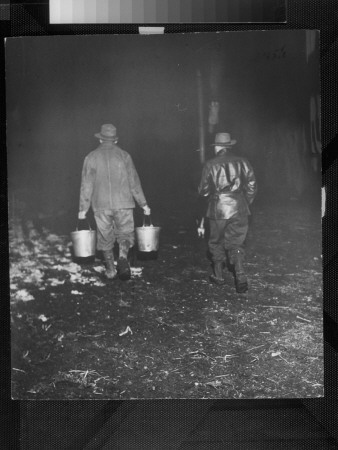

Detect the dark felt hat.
[
  {"left": 95, "top": 124, "right": 118, "bottom": 141},
  {"left": 212, "top": 132, "right": 237, "bottom": 146}
]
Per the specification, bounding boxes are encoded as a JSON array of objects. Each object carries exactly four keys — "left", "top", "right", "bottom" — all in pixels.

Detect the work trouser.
[
  {"left": 208, "top": 214, "right": 249, "bottom": 263},
  {"left": 94, "top": 209, "right": 135, "bottom": 251}
]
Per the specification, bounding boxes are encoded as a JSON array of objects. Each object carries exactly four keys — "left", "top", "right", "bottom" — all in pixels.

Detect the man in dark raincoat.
[
  {"left": 198, "top": 132, "right": 257, "bottom": 293},
  {"left": 78, "top": 124, "right": 151, "bottom": 281}
]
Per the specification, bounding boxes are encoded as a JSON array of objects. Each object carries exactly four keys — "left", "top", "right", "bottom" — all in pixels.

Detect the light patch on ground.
[{"left": 9, "top": 222, "right": 144, "bottom": 304}]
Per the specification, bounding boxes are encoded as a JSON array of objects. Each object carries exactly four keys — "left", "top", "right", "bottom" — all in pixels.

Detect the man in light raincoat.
[
  {"left": 78, "top": 124, "right": 151, "bottom": 281},
  {"left": 198, "top": 132, "right": 257, "bottom": 293}
]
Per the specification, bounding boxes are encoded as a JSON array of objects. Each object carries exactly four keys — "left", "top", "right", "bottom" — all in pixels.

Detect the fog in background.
[{"left": 6, "top": 31, "right": 320, "bottom": 221}]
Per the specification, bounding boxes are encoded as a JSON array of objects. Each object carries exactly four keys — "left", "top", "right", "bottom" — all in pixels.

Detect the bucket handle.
[
  {"left": 76, "top": 219, "right": 93, "bottom": 231},
  {"left": 142, "top": 215, "right": 153, "bottom": 227}
]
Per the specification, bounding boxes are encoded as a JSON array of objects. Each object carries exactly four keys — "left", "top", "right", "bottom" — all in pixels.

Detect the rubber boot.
[
  {"left": 102, "top": 250, "right": 117, "bottom": 280},
  {"left": 231, "top": 250, "right": 248, "bottom": 293},
  {"left": 117, "top": 240, "right": 131, "bottom": 281},
  {"left": 210, "top": 261, "right": 226, "bottom": 285}
]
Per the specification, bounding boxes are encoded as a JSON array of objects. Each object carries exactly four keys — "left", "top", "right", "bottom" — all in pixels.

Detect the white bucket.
[
  {"left": 136, "top": 225, "right": 161, "bottom": 252},
  {"left": 71, "top": 229, "right": 96, "bottom": 257}
]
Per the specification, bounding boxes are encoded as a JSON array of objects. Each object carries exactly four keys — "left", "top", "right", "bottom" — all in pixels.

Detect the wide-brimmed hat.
[
  {"left": 95, "top": 124, "right": 118, "bottom": 141},
  {"left": 212, "top": 132, "right": 237, "bottom": 147}
]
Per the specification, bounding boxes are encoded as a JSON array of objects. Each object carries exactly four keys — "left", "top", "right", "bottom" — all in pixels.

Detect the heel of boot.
[
  {"left": 235, "top": 273, "right": 248, "bottom": 293},
  {"left": 117, "top": 258, "right": 131, "bottom": 281},
  {"left": 103, "top": 251, "right": 117, "bottom": 280}
]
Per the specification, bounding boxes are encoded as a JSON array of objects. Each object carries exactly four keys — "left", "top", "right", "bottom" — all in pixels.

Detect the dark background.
[
  {"left": 6, "top": 30, "right": 320, "bottom": 221},
  {"left": 1, "top": 0, "right": 338, "bottom": 448}
]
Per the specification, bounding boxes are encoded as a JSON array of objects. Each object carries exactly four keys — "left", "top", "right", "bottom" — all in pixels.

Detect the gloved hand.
[
  {"left": 143, "top": 205, "right": 151, "bottom": 216},
  {"left": 78, "top": 211, "right": 87, "bottom": 220},
  {"left": 197, "top": 218, "right": 205, "bottom": 238},
  {"left": 197, "top": 226, "right": 205, "bottom": 238}
]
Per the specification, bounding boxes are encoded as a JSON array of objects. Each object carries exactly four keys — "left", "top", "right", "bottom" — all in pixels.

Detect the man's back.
[
  {"left": 80, "top": 140, "right": 147, "bottom": 212},
  {"left": 87, "top": 142, "right": 134, "bottom": 210},
  {"left": 199, "top": 150, "right": 256, "bottom": 201},
  {"left": 205, "top": 151, "right": 252, "bottom": 196},
  {"left": 198, "top": 132, "right": 256, "bottom": 293}
]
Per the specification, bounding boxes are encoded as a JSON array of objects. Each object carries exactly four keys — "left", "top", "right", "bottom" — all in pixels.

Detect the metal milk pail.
[
  {"left": 136, "top": 216, "right": 161, "bottom": 252},
  {"left": 71, "top": 228, "right": 96, "bottom": 257}
]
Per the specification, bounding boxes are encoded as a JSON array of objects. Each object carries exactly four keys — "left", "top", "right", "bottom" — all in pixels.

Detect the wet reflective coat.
[{"left": 198, "top": 149, "right": 257, "bottom": 220}]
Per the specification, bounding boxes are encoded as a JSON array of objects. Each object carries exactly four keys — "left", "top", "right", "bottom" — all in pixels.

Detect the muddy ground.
[{"left": 10, "top": 195, "right": 323, "bottom": 400}]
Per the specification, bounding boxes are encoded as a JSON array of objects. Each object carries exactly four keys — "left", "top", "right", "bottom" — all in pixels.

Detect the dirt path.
[{"left": 10, "top": 200, "right": 323, "bottom": 399}]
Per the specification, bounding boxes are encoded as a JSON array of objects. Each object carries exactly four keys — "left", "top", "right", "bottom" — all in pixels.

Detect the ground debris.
[
  {"left": 205, "top": 380, "right": 222, "bottom": 388},
  {"left": 119, "top": 326, "right": 133, "bottom": 336},
  {"left": 38, "top": 314, "right": 48, "bottom": 322},
  {"left": 52, "top": 262, "right": 81, "bottom": 273},
  {"left": 13, "top": 367, "right": 26, "bottom": 373},
  {"left": 119, "top": 299, "right": 131, "bottom": 307},
  {"left": 296, "top": 315, "right": 311, "bottom": 323},
  {"left": 52, "top": 369, "right": 112, "bottom": 392},
  {"left": 79, "top": 332, "right": 106, "bottom": 338},
  {"left": 48, "top": 278, "right": 65, "bottom": 286},
  {"left": 10, "top": 203, "right": 323, "bottom": 400},
  {"left": 9, "top": 223, "right": 117, "bottom": 303},
  {"left": 93, "top": 280, "right": 106, "bottom": 287},
  {"left": 155, "top": 317, "right": 174, "bottom": 327},
  {"left": 12, "top": 289, "right": 34, "bottom": 303}
]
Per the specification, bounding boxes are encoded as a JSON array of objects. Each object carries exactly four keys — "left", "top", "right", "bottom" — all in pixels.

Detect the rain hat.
[
  {"left": 95, "top": 124, "right": 118, "bottom": 141},
  {"left": 212, "top": 132, "right": 237, "bottom": 147}
]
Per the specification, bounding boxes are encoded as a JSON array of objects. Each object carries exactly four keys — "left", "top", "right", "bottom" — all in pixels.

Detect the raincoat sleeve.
[
  {"left": 79, "top": 155, "right": 96, "bottom": 213},
  {"left": 242, "top": 159, "right": 257, "bottom": 205},
  {"left": 125, "top": 154, "right": 147, "bottom": 208},
  {"left": 198, "top": 163, "right": 211, "bottom": 197}
]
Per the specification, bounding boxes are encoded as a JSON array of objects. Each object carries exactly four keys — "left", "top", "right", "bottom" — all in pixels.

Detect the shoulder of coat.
[
  {"left": 224, "top": 152, "right": 245, "bottom": 162},
  {"left": 118, "top": 147, "right": 133, "bottom": 160},
  {"left": 108, "top": 143, "right": 124, "bottom": 153},
  {"left": 85, "top": 149, "right": 98, "bottom": 159},
  {"left": 208, "top": 155, "right": 222, "bottom": 165}
]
